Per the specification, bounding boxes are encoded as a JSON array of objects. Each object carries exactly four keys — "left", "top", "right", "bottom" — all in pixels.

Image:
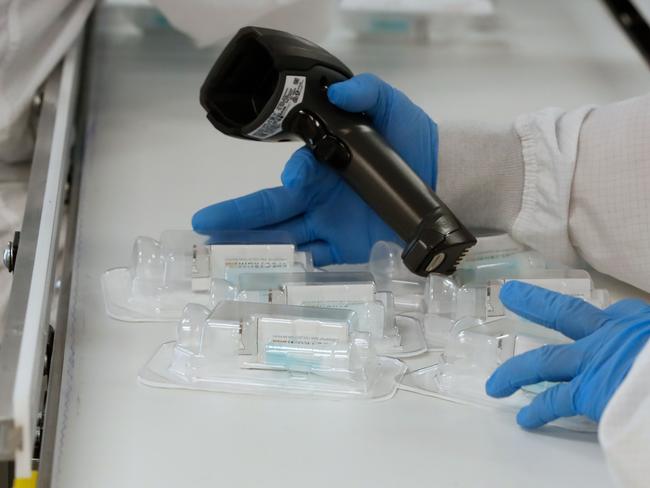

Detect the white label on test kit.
[
  {"left": 285, "top": 283, "right": 375, "bottom": 306},
  {"left": 299, "top": 301, "right": 385, "bottom": 337},
  {"left": 256, "top": 317, "right": 348, "bottom": 355},
  {"left": 209, "top": 244, "right": 295, "bottom": 282},
  {"left": 247, "top": 75, "right": 306, "bottom": 140}
]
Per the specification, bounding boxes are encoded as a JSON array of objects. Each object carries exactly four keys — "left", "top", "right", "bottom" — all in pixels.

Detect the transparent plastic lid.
[
  {"left": 101, "top": 230, "right": 312, "bottom": 322},
  {"left": 139, "top": 302, "right": 407, "bottom": 400},
  {"left": 400, "top": 316, "right": 597, "bottom": 432}
]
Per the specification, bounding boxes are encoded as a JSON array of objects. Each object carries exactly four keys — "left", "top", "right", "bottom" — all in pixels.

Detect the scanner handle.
[{"left": 286, "top": 66, "right": 475, "bottom": 275}]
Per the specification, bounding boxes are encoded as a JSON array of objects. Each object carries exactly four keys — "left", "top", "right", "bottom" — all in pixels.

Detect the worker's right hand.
[{"left": 192, "top": 73, "right": 438, "bottom": 267}]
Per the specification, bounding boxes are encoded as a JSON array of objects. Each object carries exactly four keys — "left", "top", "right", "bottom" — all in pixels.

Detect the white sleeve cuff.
[{"left": 511, "top": 106, "right": 594, "bottom": 266}]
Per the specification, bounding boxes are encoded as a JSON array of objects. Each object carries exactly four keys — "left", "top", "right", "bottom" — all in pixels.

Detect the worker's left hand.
[
  {"left": 192, "top": 73, "right": 438, "bottom": 266},
  {"left": 486, "top": 281, "right": 650, "bottom": 428}
]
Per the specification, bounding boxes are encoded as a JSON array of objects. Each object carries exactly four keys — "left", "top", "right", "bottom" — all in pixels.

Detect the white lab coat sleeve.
[
  {"left": 569, "top": 94, "right": 650, "bottom": 294},
  {"left": 513, "top": 95, "right": 650, "bottom": 292},
  {"left": 599, "top": 343, "right": 650, "bottom": 488},
  {"left": 438, "top": 95, "right": 650, "bottom": 487},
  {"left": 438, "top": 94, "right": 650, "bottom": 293},
  {"left": 511, "top": 105, "right": 594, "bottom": 267},
  {"left": 149, "top": 0, "right": 337, "bottom": 47}
]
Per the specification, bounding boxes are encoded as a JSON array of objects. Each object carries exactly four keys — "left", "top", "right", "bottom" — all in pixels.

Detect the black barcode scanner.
[{"left": 200, "top": 26, "right": 476, "bottom": 276}]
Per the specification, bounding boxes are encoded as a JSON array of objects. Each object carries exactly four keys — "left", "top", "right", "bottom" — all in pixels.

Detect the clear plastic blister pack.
[
  {"left": 235, "top": 271, "right": 426, "bottom": 357},
  {"left": 139, "top": 301, "right": 407, "bottom": 400},
  {"left": 102, "top": 230, "right": 313, "bottom": 322},
  {"left": 399, "top": 316, "right": 597, "bottom": 432},
  {"left": 107, "top": 231, "right": 611, "bottom": 410},
  {"left": 366, "top": 237, "right": 609, "bottom": 349},
  {"left": 422, "top": 269, "right": 610, "bottom": 348},
  {"left": 366, "top": 234, "right": 532, "bottom": 314}
]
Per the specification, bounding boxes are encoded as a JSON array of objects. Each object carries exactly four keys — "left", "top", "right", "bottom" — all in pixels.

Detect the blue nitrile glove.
[
  {"left": 192, "top": 73, "right": 438, "bottom": 266},
  {"left": 486, "top": 281, "right": 650, "bottom": 429}
]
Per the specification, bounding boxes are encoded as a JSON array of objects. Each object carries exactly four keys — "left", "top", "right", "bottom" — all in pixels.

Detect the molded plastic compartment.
[
  {"left": 400, "top": 316, "right": 597, "bottom": 432},
  {"left": 102, "top": 230, "right": 312, "bottom": 321},
  {"left": 140, "top": 301, "right": 407, "bottom": 400},
  {"left": 422, "top": 270, "right": 609, "bottom": 348},
  {"left": 235, "top": 271, "right": 427, "bottom": 357}
]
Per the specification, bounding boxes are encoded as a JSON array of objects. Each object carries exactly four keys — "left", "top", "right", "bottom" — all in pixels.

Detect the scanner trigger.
[
  {"left": 291, "top": 110, "right": 351, "bottom": 169},
  {"left": 292, "top": 110, "right": 326, "bottom": 148},
  {"left": 313, "top": 135, "right": 351, "bottom": 169}
]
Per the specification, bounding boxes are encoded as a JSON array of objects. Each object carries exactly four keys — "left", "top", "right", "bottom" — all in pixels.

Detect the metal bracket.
[
  {"left": 3, "top": 232, "right": 20, "bottom": 273},
  {"left": 0, "top": 28, "right": 85, "bottom": 483}
]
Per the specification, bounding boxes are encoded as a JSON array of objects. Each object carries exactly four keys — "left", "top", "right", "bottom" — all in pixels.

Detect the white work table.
[{"left": 51, "top": 2, "right": 650, "bottom": 487}]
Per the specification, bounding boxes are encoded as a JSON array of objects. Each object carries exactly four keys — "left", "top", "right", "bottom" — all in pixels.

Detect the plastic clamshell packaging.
[
  {"left": 101, "top": 230, "right": 312, "bottom": 322},
  {"left": 366, "top": 236, "right": 535, "bottom": 314},
  {"left": 422, "top": 269, "right": 610, "bottom": 349},
  {"left": 139, "top": 301, "right": 407, "bottom": 400},
  {"left": 367, "top": 238, "right": 609, "bottom": 350},
  {"left": 235, "top": 271, "right": 426, "bottom": 357},
  {"left": 400, "top": 316, "right": 597, "bottom": 431}
]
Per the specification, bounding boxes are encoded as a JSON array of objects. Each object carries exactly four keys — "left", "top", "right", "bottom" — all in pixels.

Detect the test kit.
[
  {"left": 366, "top": 238, "right": 610, "bottom": 349},
  {"left": 366, "top": 238, "right": 544, "bottom": 313},
  {"left": 422, "top": 269, "right": 610, "bottom": 348},
  {"left": 140, "top": 301, "right": 407, "bottom": 400},
  {"left": 235, "top": 271, "right": 427, "bottom": 356},
  {"left": 101, "top": 230, "right": 312, "bottom": 321}
]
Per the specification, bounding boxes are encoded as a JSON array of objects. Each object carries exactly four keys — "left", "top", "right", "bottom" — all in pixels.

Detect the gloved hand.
[
  {"left": 192, "top": 73, "right": 438, "bottom": 266},
  {"left": 486, "top": 281, "right": 650, "bottom": 429}
]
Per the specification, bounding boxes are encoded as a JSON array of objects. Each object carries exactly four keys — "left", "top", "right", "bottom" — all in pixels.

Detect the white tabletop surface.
[{"left": 52, "top": 1, "right": 650, "bottom": 487}]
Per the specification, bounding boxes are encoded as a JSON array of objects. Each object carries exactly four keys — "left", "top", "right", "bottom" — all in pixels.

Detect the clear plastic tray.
[
  {"left": 139, "top": 301, "right": 407, "bottom": 400},
  {"left": 365, "top": 238, "right": 608, "bottom": 349},
  {"left": 422, "top": 270, "right": 610, "bottom": 348},
  {"left": 235, "top": 271, "right": 427, "bottom": 357},
  {"left": 399, "top": 316, "right": 597, "bottom": 432},
  {"left": 366, "top": 237, "right": 537, "bottom": 313},
  {"left": 101, "top": 230, "right": 312, "bottom": 322}
]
